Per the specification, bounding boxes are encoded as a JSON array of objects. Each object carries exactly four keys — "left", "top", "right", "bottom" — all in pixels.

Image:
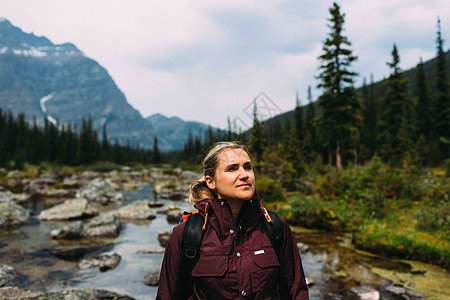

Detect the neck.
[{"left": 225, "top": 198, "right": 245, "bottom": 219}]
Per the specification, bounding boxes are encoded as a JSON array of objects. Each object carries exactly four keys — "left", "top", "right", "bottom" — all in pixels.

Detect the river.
[{"left": 1, "top": 183, "right": 449, "bottom": 299}]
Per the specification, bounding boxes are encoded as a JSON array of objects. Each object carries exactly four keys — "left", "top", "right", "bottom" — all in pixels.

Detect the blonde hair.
[{"left": 189, "top": 141, "right": 248, "bottom": 204}]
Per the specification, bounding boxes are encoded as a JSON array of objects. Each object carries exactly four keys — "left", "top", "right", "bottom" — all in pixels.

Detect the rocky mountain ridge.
[{"left": 0, "top": 19, "right": 212, "bottom": 152}]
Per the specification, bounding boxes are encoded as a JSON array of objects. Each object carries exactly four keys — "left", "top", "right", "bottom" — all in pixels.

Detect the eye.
[
  {"left": 226, "top": 165, "right": 238, "bottom": 171},
  {"left": 244, "top": 164, "right": 252, "bottom": 170}
]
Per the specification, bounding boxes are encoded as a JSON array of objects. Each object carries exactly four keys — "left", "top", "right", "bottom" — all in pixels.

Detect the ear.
[{"left": 205, "top": 175, "right": 216, "bottom": 190}]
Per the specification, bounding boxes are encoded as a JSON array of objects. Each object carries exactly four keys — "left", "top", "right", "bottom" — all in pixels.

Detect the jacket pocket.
[
  {"left": 251, "top": 247, "right": 280, "bottom": 268},
  {"left": 250, "top": 247, "right": 280, "bottom": 297},
  {"left": 191, "top": 254, "right": 228, "bottom": 277}
]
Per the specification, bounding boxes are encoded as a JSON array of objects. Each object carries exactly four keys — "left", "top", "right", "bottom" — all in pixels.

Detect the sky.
[{"left": 1, "top": 0, "right": 449, "bottom": 129}]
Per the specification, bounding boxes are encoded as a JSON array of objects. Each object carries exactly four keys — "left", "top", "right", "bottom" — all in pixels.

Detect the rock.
[
  {"left": 143, "top": 270, "right": 160, "bottom": 286},
  {"left": 44, "top": 188, "right": 75, "bottom": 198},
  {"left": 0, "top": 287, "right": 135, "bottom": 299},
  {"left": 0, "top": 191, "right": 30, "bottom": 203},
  {"left": 76, "top": 178, "right": 124, "bottom": 204},
  {"left": 81, "top": 214, "right": 122, "bottom": 238},
  {"left": 297, "top": 242, "right": 309, "bottom": 253},
  {"left": 324, "top": 294, "right": 344, "bottom": 300},
  {"left": 50, "top": 214, "right": 121, "bottom": 239},
  {"left": 166, "top": 210, "right": 183, "bottom": 223},
  {"left": 305, "top": 277, "right": 315, "bottom": 287},
  {"left": 385, "top": 284, "right": 427, "bottom": 299},
  {"left": 350, "top": 286, "right": 380, "bottom": 300},
  {"left": 161, "top": 191, "right": 185, "bottom": 201},
  {"left": 136, "top": 248, "right": 165, "bottom": 254},
  {"left": 0, "top": 265, "right": 16, "bottom": 287},
  {"left": 148, "top": 201, "right": 164, "bottom": 208},
  {"left": 158, "top": 229, "right": 173, "bottom": 247},
  {"left": 50, "top": 221, "right": 84, "bottom": 239},
  {"left": 81, "top": 171, "right": 101, "bottom": 179},
  {"left": 46, "top": 243, "right": 114, "bottom": 260},
  {"left": 78, "top": 252, "right": 121, "bottom": 272},
  {"left": 38, "top": 198, "right": 98, "bottom": 221},
  {"left": 0, "top": 202, "right": 30, "bottom": 228},
  {"left": 111, "top": 200, "right": 156, "bottom": 220}
]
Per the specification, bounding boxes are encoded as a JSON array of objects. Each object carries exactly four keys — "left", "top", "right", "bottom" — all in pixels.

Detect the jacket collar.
[{"left": 194, "top": 193, "right": 263, "bottom": 239}]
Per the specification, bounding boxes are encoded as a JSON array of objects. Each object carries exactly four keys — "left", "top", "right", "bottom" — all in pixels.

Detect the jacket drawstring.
[
  {"left": 260, "top": 203, "right": 272, "bottom": 223},
  {"left": 202, "top": 203, "right": 209, "bottom": 230}
]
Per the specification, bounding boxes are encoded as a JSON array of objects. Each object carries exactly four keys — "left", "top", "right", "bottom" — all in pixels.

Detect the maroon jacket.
[{"left": 156, "top": 196, "right": 309, "bottom": 299}]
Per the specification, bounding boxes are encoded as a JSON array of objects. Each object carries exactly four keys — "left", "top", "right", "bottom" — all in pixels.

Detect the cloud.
[{"left": 0, "top": 0, "right": 449, "bottom": 128}]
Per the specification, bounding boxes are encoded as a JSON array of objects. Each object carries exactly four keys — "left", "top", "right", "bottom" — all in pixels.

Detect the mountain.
[
  {"left": 0, "top": 18, "right": 216, "bottom": 152},
  {"left": 146, "top": 113, "right": 211, "bottom": 149}
]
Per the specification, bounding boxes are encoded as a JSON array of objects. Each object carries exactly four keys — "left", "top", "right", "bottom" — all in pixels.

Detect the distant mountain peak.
[{"left": 0, "top": 18, "right": 82, "bottom": 57}]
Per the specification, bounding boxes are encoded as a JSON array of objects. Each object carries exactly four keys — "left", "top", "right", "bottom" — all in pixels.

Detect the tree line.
[
  {"left": 0, "top": 111, "right": 161, "bottom": 168},
  {"left": 172, "top": 2, "right": 449, "bottom": 189}
]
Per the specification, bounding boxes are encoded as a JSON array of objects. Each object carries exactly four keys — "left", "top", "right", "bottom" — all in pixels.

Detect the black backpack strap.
[
  {"left": 261, "top": 210, "right": 284, "bottom": 262},
  {"left": 181, "top": 213, "right": 206, "bottom": 271}
]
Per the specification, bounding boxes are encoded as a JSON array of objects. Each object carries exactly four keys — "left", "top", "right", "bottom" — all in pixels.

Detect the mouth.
[{"left": 237, "top": 183, "right": 251, "bottom": 188}]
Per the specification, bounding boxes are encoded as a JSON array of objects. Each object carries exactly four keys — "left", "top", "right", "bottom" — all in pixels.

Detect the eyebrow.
[{"left": 225, "top": 161, "right": 252, "bottom": 168}]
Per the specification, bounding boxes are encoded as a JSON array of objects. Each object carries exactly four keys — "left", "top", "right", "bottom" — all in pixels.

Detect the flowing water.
[{"left": 1, "top": 183, "right": 449, "bottom": 299}]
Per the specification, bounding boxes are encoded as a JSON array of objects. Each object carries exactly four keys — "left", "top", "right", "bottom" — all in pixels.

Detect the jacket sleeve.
[
  {"left": 156, "top": 222, "right": 193, "bottom": 300},
  {"left": 278, "top": 218, "right": 309, "bottom": 300}
]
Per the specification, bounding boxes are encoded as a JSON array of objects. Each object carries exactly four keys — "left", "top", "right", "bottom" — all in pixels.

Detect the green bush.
[
  {"left": 85, "top": 161, "right": 122, "bottom": 172},
  {"left": 414, "top": 201, "right": 450, "bottom": 234},
  {"left": 256, "top": 176, "right": 284, "bottom": 202}
]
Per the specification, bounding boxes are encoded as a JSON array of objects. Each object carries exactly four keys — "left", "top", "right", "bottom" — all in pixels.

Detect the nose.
[{"left": 238, "top": 166, "right": 248, "bottom": 179}]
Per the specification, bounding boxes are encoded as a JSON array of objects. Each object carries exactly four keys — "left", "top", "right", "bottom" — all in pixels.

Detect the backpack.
[{"left": 179, "top": 208, "right": 284, "bottom": 271}]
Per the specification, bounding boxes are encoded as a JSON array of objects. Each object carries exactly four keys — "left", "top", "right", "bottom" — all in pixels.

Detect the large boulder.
[
  {"left": 385, "top": 284, "right": 427, "bottom": 299},
  {"left": 76, "top": 178, "right": 124, "bottom": 204},
  {"left": 143, "top": 270, "right": 160, "bottom": 286},
  {"left": 81, "top": 214, "right": 122, "bottom": 238},
  {"left": 0, "top": 202, "right": 30, "bottom": 228},
  {"left": 50, "top": 214, "right": 121, "bottom": 239},
  {"left": 0, "top": 287, "right": 135, "bottom": 299},
  {"left": 0, "top": 191, "right": 30, "bottom": 203},
  {"left": 166, "top": 210, "right": 183, "bottom": 223},
  {"left": 0, "top": 265, "right": 16, "bottom": 287},
  {"left": 158, "top": 229, "right": 173, "bottom": 248},
  {"left": 45, "top": 243, "right": 114, "bottom": 260},
  {"left": 78, "top": 252, "right": 121, "bottom": 272},
  {"left": 38, "top": 198, "right": 98, "bottom": 221},
  {"left": 350, "top": 286, "right": 380, "bottom": 300},
  {"left": 110, "top": 200, "right": 156, "bottom": 220}
]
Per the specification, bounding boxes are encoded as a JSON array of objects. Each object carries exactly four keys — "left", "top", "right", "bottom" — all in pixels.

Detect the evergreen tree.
[
  {"left": 415, "top": 58, "right": 432, "bottom": 141},
  {"left": 152, "top": 135, "right": 161, "bottom": 164},
  {"left": 316, "top": 2, "right": 359, "bottom": 169},
  {"left": 378, "top": 44, "right": 413, "bottom": 164},
  {"left": 433, "top": 17, "right": 450, "bottom": 160},
  {"left": 304, "top": 86, "right": 317, "bottom": 163},
  {"left": 361, "top": 76, "right": 377, "bottom": 160},
  {"left": 248, "top": 101, "right": 267, "bottom": 165},
  {"left": 294, "top": 92, "right": 304, "bottom": 143}
]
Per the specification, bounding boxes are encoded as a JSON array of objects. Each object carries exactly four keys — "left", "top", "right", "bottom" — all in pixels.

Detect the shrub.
[{"left": 256, "top": 176, "right": 284, "bottom": 202}]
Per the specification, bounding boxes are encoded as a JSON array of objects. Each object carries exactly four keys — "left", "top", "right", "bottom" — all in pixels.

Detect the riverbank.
[{"left": 266, "top": 159, "right": 450, "bottom": 270}]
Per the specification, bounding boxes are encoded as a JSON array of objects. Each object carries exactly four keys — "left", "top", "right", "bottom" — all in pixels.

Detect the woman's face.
[{"left": 206, "top": 148, "right": 255, "bottom": 202}]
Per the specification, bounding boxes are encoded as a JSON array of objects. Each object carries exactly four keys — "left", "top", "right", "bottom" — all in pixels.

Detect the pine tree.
[
  {"left": 433, "top": 17, "right": 450, "bottom": 160},
  {"left": 316, "top": 2, "right": 359, "bottom": 169},
  {"left": 294, "top": 92, "right": 304, "bottom": 143},
  {"left": 378, "top": 44, "right": 413, "bottom": 164},
  {"left": 152, "top": 135, "right": 161, "bottom": 164},
  {"left": 248, "top": 102, "right": 267, "bottom": 165},
  {"left": 415, "top": 58, "right": 432, "bottom": 141},
  {"left": 304, "top": 86, "right": 316, "bottom": 163}
]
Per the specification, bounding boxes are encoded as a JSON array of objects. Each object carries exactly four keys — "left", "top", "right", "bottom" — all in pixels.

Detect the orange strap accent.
[
  {"left": 202, "top": 203, "right": 209, "bottom": 230},
  {"left": 260, "top": 203, "right": 272, "bottom": 223}
]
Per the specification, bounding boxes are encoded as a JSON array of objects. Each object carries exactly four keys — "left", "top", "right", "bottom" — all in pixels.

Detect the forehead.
[{"left": 218, "top": 149, "right": 251, "bottom": 165}]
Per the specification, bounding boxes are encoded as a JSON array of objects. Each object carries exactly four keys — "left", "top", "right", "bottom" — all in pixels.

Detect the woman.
[{"left": 157, "top": 142, "right": 309, "bottom": 299}]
